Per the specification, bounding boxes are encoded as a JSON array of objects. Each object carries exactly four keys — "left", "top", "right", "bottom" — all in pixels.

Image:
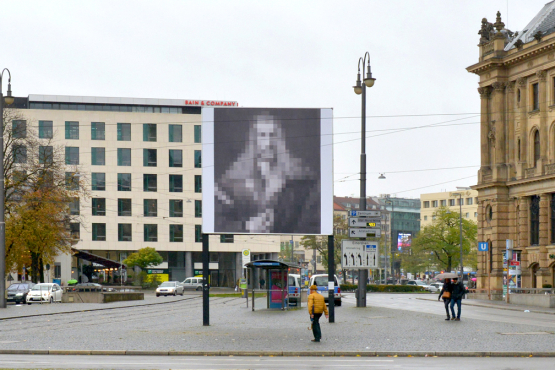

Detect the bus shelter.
[{"left": 244, "top": 260, "right": 300, "bottom": 311}]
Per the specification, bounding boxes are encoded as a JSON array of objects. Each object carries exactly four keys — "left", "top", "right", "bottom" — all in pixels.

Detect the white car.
[
  {"left": 26, "top": 283, "right": 63, "bottom": 304},
  {"left": 156, "top": 281, "right": 184, "bottom": 297},
  {"left": 406, "top": 280, "right": 437, "bottom": 293},
  {"left": 181, "top": 277, "right": 204, "bottom": 291},
  {"left": 429, "top": 282, "right": 444, "bottom": 291}
]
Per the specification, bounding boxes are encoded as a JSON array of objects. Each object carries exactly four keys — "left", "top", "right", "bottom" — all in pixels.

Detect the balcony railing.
[
  {"left": 525, "top": 167, "right": 536, "bottom": 178},
  {"left": 545, "top": 163, "right": 555, "bottom": 175}
]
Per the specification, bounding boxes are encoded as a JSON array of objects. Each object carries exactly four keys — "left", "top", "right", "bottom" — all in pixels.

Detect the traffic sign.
[
  {"left": 350, "top": 210, "right": 381, "bottom": 217},
  {"left": 341, "top": 240, "right": 379, "bottom": 269},
  {"left": 349, "top": 217, "right": 381, "bottom": 227},
  {"left": 478, "top": 242, "right": 489, "bottom": 252},
  {"left": 349, "top": 228, "right": 381, "bottom": 238}
]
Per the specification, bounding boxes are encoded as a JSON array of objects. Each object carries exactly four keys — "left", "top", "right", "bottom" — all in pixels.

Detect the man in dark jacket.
[{"left": 449, "top": 277, "right": 467, "bottom": 321}]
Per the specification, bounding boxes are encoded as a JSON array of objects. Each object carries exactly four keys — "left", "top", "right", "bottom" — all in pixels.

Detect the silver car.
[
  {"left": 155, "top": 281, "right": 184, "bottom": 297},
  {"left": 26, "top": 283, "right": 63, "bottom": 304},
  {"left": 181, "top": 277, "right": 204, "bottom": 291}
]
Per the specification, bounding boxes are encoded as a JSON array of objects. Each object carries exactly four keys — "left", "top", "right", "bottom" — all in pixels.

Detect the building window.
[
  {"left": 424, "top": 216, "right": 428, "bottom": 221},
  {"left": 432, "top": 215, "right": 436, "bottom": 221},
  {"left": 65, "top": 147, "right": 79, "bottom": 165},
  {"left": 194, "top": 150, "right": 202, "bottom": 168},
  {"left": 54, "top": 263, "right": 61, "bottom": 279},
  {"left": 143, "top": 174, "right": 157, "bottom": 192},
  {"left": 117, "top": 148, "right": 131, "bottom": 166},
  {"left": 91, "top": 122, "right": 105, "bottom": 140},
  {"left": 144, "top": 199, "right": 158, "bottom": 217},
  {"left": 220, "top": 234, "right": 234, "bottom": 243},
  {"left": 92, "top": 223, "right": 106, "bottom": 241},
  {"left": 65, "top": 172, "right": 79, "bottom": 190},
  {"left": 91, "top": 173, "right": 106, "bottom": 191},
  {"left": 144, "top": 224, "right": 158, "bottom": 242},
  {"left": 91, "top": 147, "right": 105, "bottom": 166},
  {"left": 13, "top": 145, "right": 27, "bottom": 163},
  {"left": 169, "top": 124, "right": 182, "bottom": 142},
  {"left": 118, "top": 198, "right": 132, "bottom": 216},
  {"left": 70, "top": 223, "right": 80, "bottom": 240},
  {"left": 12, "top": 120, "right": 26, "bottom": 138},
  {"left": 169, "top": 149, "right": 182, "bottom": 167},
  {"left": 551, "top": 195, "right": 555, "bottom": 244},
  {"left": 195, "top": 200, "right": 202, "bottom": 218},
  {"left": 143, "top": 149, "right": 157, "bottom": 167},
  {"left": 432, "top": 200, "right": 438, "bottom": 207},
  {"left": 171, "top": 224, "right": 184, "bottom": 242},
  {"left": 65, "top": 121, "right": 79, "bottom": 139},
  {"left": 194, "top": 225, "right": 202, "bottom": 242},
  {"left": 118, "top": 224, "right": 132, "bottom": 241},
  {"left": 143, "top": 124, "right": 157, "bottom": 142},
  {"left": 169, "top": 199, "right": 183, "bottom": 217},
  {"left": 169, "top": 175, "right": 182, "bottom": 192},
  {"left": 517, "top": 89, "right": 521, "bottom": 107},
  {"left": 194, "top": 125, "right": 201, "bottom": 143},
  {"left": 474, "top": 212, "right": 478, "bottom": 217},
  {"left": 449, "top": 199, "right": 455, "bottom": 206},
  {"left": 530, "top": 195, "right": 540, "bottom": 245},
  {"left": 117, "top": 173, "right": 131, "bottom": 191},
  {"left": 92, "top": 198, "right": 106, "bottom": 216},
  {"left": 317, "top": 256, "right": 321, "bottom": 263},
  {"left": 518, "top": 138, "right": 521, "bottom": 161},
  {"left": 534, "top": 129, "right": 540, "bottom": 167},
  {"left": 423, "top": 201, "right": 429, "bottom": 208},
  {"left": 69, "top": 198, "right": 79, "bottom": 215},
  {"left": 440, "top": 200, "right": 446, "bottom": 206},
  {"left": 194, "top": 175, "right": 202, "bottom": 193},
  {"left": 465, "top": 212, "right": 469, "bottom": 218},
  {"left": 466, "top": 198, "right": 473, "bottom": 205},
  {"left": 117, "top": 123, "right": 131, "bottom": 141},
  {"left": 532, "top": 83, "right": 539, "bottom": 111},
  {"left": 39, "top": 121, "right": 53, "bottom": 139}
]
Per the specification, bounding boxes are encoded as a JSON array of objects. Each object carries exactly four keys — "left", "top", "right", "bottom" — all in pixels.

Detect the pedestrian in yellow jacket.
[{"left": 308, "top": 285, "right": 329, "bottom": 342}]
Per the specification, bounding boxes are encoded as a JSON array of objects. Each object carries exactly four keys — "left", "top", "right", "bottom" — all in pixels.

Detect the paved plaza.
[{"left": 1, "top": 292, "right": 555, "bottom": 354}]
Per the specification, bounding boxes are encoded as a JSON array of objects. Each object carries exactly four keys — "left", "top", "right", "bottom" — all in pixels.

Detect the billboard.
[
  {"left": 202, "top": 107, "right": 333, "bottom": 235},
  {"left": 397, "top": 233, "right": 412, "bottom": 250}
]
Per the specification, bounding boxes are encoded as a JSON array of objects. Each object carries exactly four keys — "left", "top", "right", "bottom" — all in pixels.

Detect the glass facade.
[
  {"left": 91, "top": 147, "right": 105, "bottom": 166},
  {"left": 91, "top": 122, "right": 105, "bottom": 140}
]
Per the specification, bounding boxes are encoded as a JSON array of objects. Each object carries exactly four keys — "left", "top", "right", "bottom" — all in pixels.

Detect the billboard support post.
[
  {"left": 202, "top": 233, "right": 209, "bottom": 326},
  {"left": 328, "top": 234, "right": 335, "bottom": 323}
]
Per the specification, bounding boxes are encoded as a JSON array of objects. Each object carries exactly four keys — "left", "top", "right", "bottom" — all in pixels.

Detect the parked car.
[
  {"left": 406, "top": 280, "right": 437, "bottom": 293},
  {"left": 429, "top": 282, "right": 444, "bottom": 291},
  {"left": 26, "top": 283, "right": 63, "bottom": 304},
  {"left": 7, "top": 283, "right": 35, "bottom": 304},
  {"left": 156, "top": 281, "right": 184, "bottom": 297},
  {"left": 288, "top": 274, "right": 302, "bottom": 306},
  {"left": 71, "top": 283, "right": 113, "bottom": 292},
  {"left": 309, "top": 274, "right": 341, "bottom": 306},
  {"left": 181, "top": 277, "right": 204, "bottom": 291}
]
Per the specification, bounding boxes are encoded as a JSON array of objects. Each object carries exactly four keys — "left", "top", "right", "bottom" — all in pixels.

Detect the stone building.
[{"left": 467, "top": 4, "right": 555, "bottom": 292}]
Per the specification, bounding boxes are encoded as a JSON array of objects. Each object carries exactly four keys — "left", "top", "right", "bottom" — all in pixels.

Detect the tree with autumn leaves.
[{"left": 3, "top": 108, "right": 87, "bottom": 282}]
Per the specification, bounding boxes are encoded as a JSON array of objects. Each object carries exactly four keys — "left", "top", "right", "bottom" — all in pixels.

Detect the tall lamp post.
[
  {"left": 353, "top": 52, "right": 375, "bottom": 307},
  {"left": 451, "top": 192, "right": 464, "bottom": 281},
  {"left": 0, "top": 69, "right": 14, "bottom": 309}
]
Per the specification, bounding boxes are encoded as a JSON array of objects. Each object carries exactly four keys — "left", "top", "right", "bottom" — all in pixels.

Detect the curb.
[
  {"left": 0, "top": 350, "right": 553, "bottom": 357},
  {"left": 414, "top": 297, "right": 555, "bottom": 315}
]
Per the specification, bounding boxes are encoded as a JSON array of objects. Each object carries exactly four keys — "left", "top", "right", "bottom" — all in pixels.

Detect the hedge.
[{"left": 340, "top": 284, "right": 426, "bottom": 293}]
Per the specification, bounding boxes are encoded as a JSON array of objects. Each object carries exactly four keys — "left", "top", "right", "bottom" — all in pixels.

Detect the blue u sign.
[{"left": 478, "top": 242, "right": 489, "bottom": 252}]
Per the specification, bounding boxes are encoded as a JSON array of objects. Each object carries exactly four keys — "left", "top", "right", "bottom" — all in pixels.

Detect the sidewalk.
[{"left": 415, "top": 295, "right": 555, "bottom": 315}]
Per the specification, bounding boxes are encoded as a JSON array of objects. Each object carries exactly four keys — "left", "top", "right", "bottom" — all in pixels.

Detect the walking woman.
[{"left": 438, "top": 278, "right": 453, "bottom": 321}]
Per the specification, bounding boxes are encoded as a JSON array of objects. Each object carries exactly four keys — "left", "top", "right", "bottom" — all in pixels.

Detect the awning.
[{"left": 71, "top": 248, "right": 126, "bottom": 269}]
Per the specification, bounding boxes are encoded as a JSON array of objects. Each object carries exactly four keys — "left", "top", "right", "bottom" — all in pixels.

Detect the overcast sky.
[{"left": 0, "top": 0, "right": 548, "bottom": 199}]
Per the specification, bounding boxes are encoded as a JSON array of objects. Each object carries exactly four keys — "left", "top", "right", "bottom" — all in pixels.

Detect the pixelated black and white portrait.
[{"left": 211, "top": 108, "right": 323, "bottom": 234}]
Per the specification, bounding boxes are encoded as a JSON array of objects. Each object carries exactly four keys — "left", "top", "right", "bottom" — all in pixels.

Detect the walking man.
[
  {"left": 308, "top": 285, "right": 328, "bottom": 342},
  {"left": 449, "top": 277, "right": 468, "bottom": 321}
]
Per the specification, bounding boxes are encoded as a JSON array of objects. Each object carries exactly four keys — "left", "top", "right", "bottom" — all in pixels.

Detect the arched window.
[{"left": 534, "top": 130, "right": 540, "bottom": 167}]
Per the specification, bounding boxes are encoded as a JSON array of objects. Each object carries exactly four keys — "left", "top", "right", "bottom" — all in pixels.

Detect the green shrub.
[
  {"left": 340, "top": 284, "right": 426, "bottom": 293},
  {"left": 543, "top": 284, "right": 553, "bottom": 289}
]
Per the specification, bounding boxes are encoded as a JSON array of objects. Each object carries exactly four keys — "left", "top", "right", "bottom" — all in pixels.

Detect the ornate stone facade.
[{"left": 468, "top": 9, "right": 555, "bottom": 294}]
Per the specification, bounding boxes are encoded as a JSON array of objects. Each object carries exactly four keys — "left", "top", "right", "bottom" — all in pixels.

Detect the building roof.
[
  {"left": 333, "top": 202, "right": 347, "bottom": 211},
  {"left": 505, "top": 1, "right": 555, "bottom": 50}
]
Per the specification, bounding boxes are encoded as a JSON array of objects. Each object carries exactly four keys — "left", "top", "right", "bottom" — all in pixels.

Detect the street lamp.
[
  {"left": 353, "top": 52, "right": 375, "bottom": 308},
  {"left": 0, "top": 68, "right": 13, "bottom": 309},
  {"left": 451, "top": 192, "right": 464, "bottom": 281}
]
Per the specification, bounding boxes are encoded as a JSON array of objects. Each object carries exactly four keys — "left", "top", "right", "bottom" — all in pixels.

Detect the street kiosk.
[{"left": 244, "top": 260, "right": 300, "bottom": 310}]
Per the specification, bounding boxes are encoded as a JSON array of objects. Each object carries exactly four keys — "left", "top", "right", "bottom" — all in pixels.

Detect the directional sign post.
[
  {"left": 349, "top": 217, "right": 381, "bottom": 228},
  {"left": 350, "top": 210, "right": 381, "bottom": 217},
  {"left": 349, "top": 228, "right": 381, "bottom": 238},
  {"left": 341, "top": 240, "right": 379, "bottom": 269}
]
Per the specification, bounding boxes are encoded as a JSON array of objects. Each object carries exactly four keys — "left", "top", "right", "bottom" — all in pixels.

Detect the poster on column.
[{"left": 202, "top": 107, "right": 333, "bottom": 235}]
